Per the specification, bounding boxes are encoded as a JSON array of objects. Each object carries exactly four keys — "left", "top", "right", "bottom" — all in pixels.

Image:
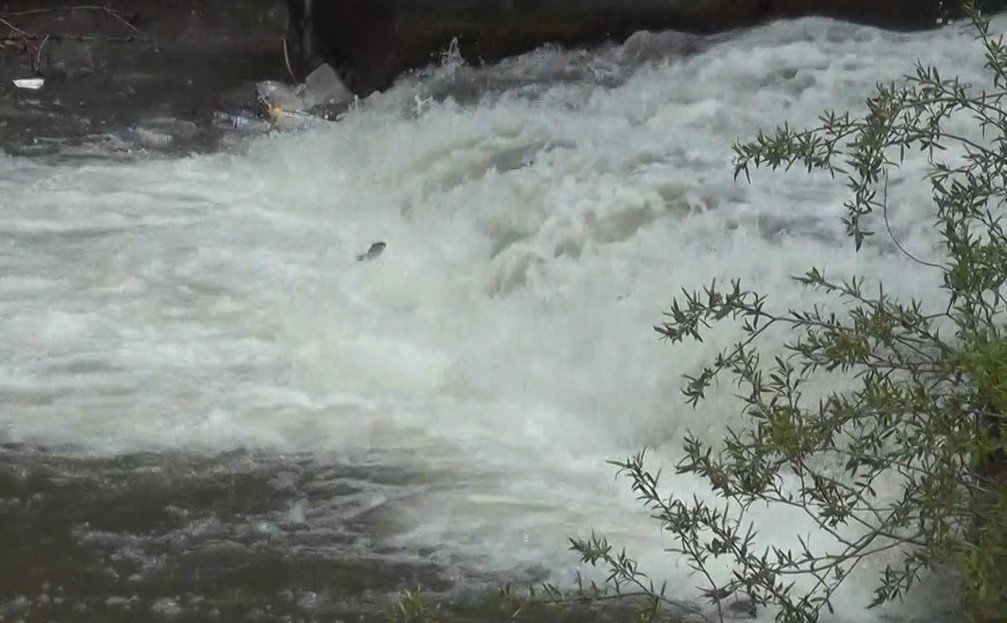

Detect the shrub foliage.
[
  {"left": 571, "top": 3, "right": 1007, "bottom": 622},
  {"left": 391, "top": 5, "right": 1007, "bottom": 623}
]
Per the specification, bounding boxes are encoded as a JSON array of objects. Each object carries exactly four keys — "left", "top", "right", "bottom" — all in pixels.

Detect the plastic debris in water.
[
  {"left": 356, "top": 242, "right": 386, "bottom": 262},
  {"left": 13, "top": 78, "right": 44, "bottom": 90},
  {"left": 212, "top": 111, "right": 269, "bottom": 133},
  {"left": 213, "top": 111, "right": 251, "bottom": 130},
  {"left": 256, "top": 63, "right": 352, "bottom": 123},
  {"left": 120, "top": 117, "right": 199, "bottom": 150}
]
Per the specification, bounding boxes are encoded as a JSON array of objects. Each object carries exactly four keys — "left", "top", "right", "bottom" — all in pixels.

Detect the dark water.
[
  {"left": 0, "top": 446, "right": 666, "bottom": 622},
  {"left": 0, "top": 446, "right": 462, "bottom": 622}
]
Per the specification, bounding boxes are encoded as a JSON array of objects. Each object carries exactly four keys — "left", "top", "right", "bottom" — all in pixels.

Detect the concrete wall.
[{"left": 286, "top": 0, "right": 950, "bottom": 94}]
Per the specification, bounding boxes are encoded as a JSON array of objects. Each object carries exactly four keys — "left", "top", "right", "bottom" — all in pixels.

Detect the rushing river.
[{"left": 0, "top": 13, "right": 993, "bottom": 623}]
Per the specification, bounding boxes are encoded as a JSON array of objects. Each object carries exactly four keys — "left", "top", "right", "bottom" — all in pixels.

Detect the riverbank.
[{"left": 0, "top": 0, "right": 287, "bottom": 155}]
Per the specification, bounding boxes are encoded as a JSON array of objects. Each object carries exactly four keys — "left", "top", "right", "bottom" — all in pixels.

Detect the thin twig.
[
  {"left": 0, "top": 15, "right": 31, "bottom": 38},
  {"left": 882, "top": 173, "right": 944, "bottom": 270},
  {"left": 34, "top": 34, "right": 49, "bottom": 71},
  {"left": 3, "top": 31, "right": 133, "bottom": 43},
  {"left": 8, "top": 32, "right": 134, "bottom": 43},
  {"left": 4, "top": 5, "right": 141, "bottom": 35},
  {"left": 282, "top": 32, "right": 296, "bottom": 82}
]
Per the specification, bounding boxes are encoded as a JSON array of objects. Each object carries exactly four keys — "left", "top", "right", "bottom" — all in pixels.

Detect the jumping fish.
[{"left": 356, "top": 241, "right": 386, "bottom": 262}]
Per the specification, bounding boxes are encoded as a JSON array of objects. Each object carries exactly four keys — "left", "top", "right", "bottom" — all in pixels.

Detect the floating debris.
[
  {"left": 257, "top": 63, "right": 352, "bottom": 124},
  {"left": 356, "top": 241, "right": 386, "bottom": 262},
  {"left": 120, "top": 117, "right": 199, "bottom": 149},
  {"left": 13, "top": 78, "right": 44, "bottom": 90},
  {"left": 212, "top": 111, "right": 271, "bottom": 134}
]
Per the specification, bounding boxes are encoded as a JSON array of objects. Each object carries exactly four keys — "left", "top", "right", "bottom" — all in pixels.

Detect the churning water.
[{"left": 0, "top": 14, "right": 995, "bottom": 622}]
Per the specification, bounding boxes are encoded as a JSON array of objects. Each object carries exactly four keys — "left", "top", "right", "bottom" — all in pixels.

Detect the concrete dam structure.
[{"left": 284, "top": 0, "right": 952, "bottom": 94}]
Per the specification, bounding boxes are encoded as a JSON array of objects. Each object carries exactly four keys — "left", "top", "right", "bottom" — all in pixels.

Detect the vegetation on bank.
[{"left": 392, "top": 2, "right": 1007, "bottom": 621}]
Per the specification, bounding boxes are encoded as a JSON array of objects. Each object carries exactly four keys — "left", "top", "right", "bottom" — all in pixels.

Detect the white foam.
[{"left": 0, "top": 15, "right": 993, "bottom": 620}]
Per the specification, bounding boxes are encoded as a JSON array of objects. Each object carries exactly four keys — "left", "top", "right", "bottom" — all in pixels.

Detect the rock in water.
[{"left": 356, "top": 242, "right": 386, "bottom": 262}]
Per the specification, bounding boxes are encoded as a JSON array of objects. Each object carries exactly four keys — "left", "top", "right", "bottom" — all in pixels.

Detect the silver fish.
[{"left": 356, "top": 241, "right": 386, "bottom": 262}]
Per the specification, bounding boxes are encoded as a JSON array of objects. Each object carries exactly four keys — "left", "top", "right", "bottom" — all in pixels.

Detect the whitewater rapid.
[{"left": 2, "top": 14, "right": 994, "bottom": 621}]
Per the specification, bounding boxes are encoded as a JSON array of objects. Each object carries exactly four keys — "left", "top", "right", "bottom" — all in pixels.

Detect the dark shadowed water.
[{"left": 0, "top": 446, "right": 454, "bottom": 621}]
